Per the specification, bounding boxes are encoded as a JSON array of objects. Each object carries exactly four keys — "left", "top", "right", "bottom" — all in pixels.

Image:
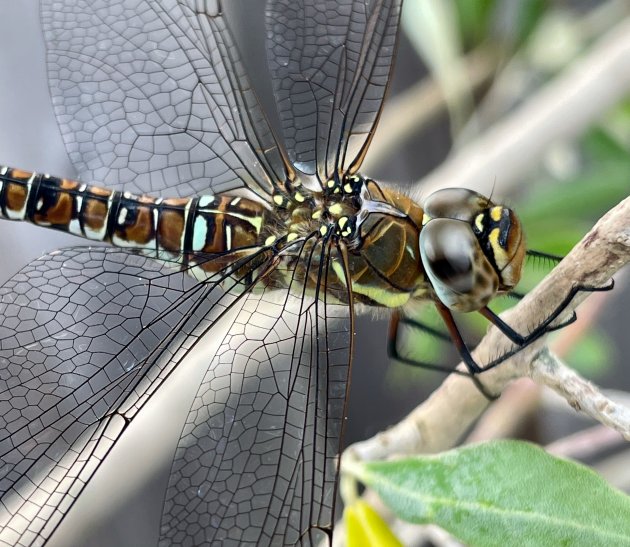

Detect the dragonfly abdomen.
[{"left": 0, "top": 166, "right": 265, "bottom": 262}]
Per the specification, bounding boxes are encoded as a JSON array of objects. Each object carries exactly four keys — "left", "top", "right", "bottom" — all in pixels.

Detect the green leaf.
[
  {"left": 345, "top": 500, "right": 403, "bottom": 547},
  {"left": 349, "top": 440, "right": 630, "bottom": 547}
]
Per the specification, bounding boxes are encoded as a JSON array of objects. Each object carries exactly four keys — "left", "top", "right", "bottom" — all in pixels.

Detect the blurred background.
[{"left": 0, "top": 0, "right": 629, "bottom": 545}]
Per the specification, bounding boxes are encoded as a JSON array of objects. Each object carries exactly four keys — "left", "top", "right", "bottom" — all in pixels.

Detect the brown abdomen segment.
[{"left": 0, "top": 166, "right": 266, "bottom": 268}]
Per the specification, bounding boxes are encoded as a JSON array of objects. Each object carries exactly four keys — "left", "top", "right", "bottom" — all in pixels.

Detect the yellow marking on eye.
[
  {"left": 338, "top": 217, "right": 348, "bottom": 229},
  {"left": 422, "top": 213, "right": 431, "bottom": 226},
  {"left": 273, "top": 195, "right": 284, "bottom": 206},
  {"left": 312, "top": 210, "right": 322, "bottom": 219},
  {"left": 475, "top": 213, "right": 484, "bottom": 232},
  {"left": 490, "top": 206, "right": 502, "bottom": 222},
  {"left": 287, "top": 232, "right": 298, "bottom": 242},
  {"left": 265, "top": 235, "right": 277, "bottom": 246},
  {"left": 334, "top": 187, "right": 340, "bottom": 194},
  {"left": 343, "top": 183, "right": 353, "bottom": 193},
  {"left": 294, "top": 192, "right": 305, "bottom": 203},
  {"left": 319, "top": 225, "right": 329, "bottom": 236},
  {"left": 489, "top": 227, "right": 508, "bottom": 267},
  {"left": 328, "top": 204, "right": 343, "bottom": 216},
  {"left": 327, "top": 180, "right": 336, "bottom": 188}
]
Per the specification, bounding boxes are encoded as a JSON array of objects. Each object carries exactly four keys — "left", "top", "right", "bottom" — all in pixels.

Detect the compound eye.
[
  {"left": 422, "top": 188, "right": 492, "bottom": 224},
  {"left": 420, "top": 218, "right": 498, "bottom": 312},
  {"left": 421, "top": 219, "right": 474, "bottom": 290}
]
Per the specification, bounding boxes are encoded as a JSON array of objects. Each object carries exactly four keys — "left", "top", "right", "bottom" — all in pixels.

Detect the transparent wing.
[
  {"left": 161, "top": 237, "right": 353, "bottom": 546},
  {"left": 41, "top": 0, "right": 289, "bottom": 199},
  {"left": 0, "top": 244, "right": 276, "bottom": 546},
  {"left": 266, "top": 0, "right": 402, "bottom": 184}
]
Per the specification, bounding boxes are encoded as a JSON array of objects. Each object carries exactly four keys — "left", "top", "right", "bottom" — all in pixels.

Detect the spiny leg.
[
  {"left": 388, "top": 280, "right": 613, "bottom": 399},
  {"left": 478, "top": 306, "right": 577, "bottom": 345},
  {"left": 387, "top": 311, "right": 470, "bottom": 377},
  {"left": 526, "top": 249, "right": 564, "bottom": 264},
  {"left": 478, "top": 280, "right": 614, "bottom": 372},
  {"left": 434, "top": 302, "right": 499, "bottom": 400},
  {"left": 388, "top": 309, "right": 498, "bottom": 400}
]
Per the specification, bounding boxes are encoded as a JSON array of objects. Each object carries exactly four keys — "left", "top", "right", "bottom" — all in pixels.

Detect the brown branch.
[
  {"left": 531, "top": 349, "right": 630, "bottom": 438},
  {"left": 466, "top": 274, "right": 621, "bottom": 444}
]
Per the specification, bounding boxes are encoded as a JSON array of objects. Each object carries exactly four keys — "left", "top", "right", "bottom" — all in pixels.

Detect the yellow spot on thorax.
[{"left": 328, "top": 203, "right": 343, "bottom": 216}]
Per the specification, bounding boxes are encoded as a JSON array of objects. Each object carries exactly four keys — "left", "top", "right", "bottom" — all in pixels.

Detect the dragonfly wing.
[
  {"left": 266, "top": 0, "right": 402, "bottom": 183},
  {"left": 161, "top": 237, "right": 353, "bottom": 546},
  {"left": 0, "top": 244, "right": 275, "bottom": 546},
  {"left": 41, "top": 0, "right": 288, "bottom": 199}
]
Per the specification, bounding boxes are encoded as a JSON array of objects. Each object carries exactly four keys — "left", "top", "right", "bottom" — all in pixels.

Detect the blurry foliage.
[
  {"left": 453, "top": 0, "right": 496, "bottom": 48},
  {"left": 454, "top": 0, "right": 548, "bottom": 51},
  {"left": 565, "top": 329, "right": 616, "bottom": 377},
  {"left": 520, "top": 112, "right": 630, "bottom": 256}
]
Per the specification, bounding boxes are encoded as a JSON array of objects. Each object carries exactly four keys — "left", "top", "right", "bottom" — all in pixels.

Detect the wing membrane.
[
  {"left": 0, "top": 245, "right": 274, "bottom": 545},
  {"left": 161, "top": 237, "right": 352, "bottom": 546},
  {"left": 41, "top": 0, "right": 288, "bottom": 199},
  {"left": 266, "top": 0, "right": 402, "bottom": 183}
]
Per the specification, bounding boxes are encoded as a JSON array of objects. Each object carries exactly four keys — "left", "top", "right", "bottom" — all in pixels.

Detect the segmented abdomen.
[{"left": 0, "top": 166, "right": 266, "bottom": 271}]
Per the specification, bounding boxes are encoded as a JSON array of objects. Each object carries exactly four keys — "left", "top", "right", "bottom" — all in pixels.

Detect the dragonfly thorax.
[{"left": 325, "top": 176, "right": 429, "bottom": 308}]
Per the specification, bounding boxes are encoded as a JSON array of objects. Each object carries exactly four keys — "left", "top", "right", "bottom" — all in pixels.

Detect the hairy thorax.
[{"left": 261, "top": 174, "right": 429, "bottom": 308}]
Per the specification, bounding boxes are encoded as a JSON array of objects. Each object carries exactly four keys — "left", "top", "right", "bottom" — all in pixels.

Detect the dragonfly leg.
[
  {"left": 388, "top": 311, "right": 469, "bottom": 376},
  {"left": 479, "top": 280, "right": 615, "bottom": 348},
  {"left": 393, "top": 314, "right": 452, "bottom": 343},
  {"left": 388, "top": 309, "right": 499, "bottom": 400},
  {"left": 433, "top": 302, "right": 500, "bottom": 400},
  {"left": 479, "top": 280, "right": 615, "bottom": 373}
]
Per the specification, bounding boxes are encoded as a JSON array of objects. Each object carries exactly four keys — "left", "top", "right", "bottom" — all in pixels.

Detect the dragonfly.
[{"left": 0, "top": 1, "right": 608, "bottom": 545}]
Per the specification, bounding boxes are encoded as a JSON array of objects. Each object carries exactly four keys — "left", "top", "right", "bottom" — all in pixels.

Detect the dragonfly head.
[{"left": 419, "top": 188, "right": 526, "bottom": 312}]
